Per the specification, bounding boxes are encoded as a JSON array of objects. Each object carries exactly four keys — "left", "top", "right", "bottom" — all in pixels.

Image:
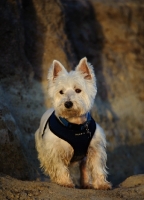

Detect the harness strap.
[{"left": 42, "top": 112, "right": 96, "bottom": 162}]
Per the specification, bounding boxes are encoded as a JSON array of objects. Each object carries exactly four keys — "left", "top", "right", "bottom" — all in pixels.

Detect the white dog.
[{"left": 35, "top": 57, "right": 111, "bottom": 189}]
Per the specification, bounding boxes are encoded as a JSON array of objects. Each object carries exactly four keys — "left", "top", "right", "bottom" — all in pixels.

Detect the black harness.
[{"left": 42, "top": 112, "right": 96, "bottom": 162}]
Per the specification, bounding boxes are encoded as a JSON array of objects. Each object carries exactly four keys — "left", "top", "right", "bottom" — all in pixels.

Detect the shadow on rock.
[
  {"left": 107, "top": 143, "right": 144, "bottom": 186},
  {"left": 60, "top": 0, "right": 118, "bottom": 122}
]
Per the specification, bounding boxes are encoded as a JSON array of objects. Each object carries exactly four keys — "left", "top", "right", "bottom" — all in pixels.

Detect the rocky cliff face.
[{"left": 0, "top": 0, "right": 144, "bottom": 186}]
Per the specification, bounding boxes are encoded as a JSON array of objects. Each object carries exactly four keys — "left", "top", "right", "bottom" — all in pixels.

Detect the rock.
[
  {"left": 0, "top": 102, "right": 34, "bottom": 180},
  {"left": 120, "top": 174, "right": 144, "bottom": 188}
]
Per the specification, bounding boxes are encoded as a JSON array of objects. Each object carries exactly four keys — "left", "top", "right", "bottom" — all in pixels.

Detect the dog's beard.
[
  {"left": 54, "top": 101, "right": 85, "bottom": 119},
  {"left": 53, "top": 96, "right": 91, "bottom": 119},
  {"left": 56, "top": 108, "right": 82, "bottom": 119}
]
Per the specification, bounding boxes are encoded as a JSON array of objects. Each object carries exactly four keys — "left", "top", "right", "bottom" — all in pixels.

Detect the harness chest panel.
[{"left": 43, "top": 112, "right": 96, "bottom": 162}]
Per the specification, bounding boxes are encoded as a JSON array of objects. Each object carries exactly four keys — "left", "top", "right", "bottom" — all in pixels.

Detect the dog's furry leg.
[
  {"left": 80, "top": 158, "right": 92, "bottom": 189},
  {"left": 41, "top": 152, "right": 75, "bottom": 188},
  {"left": 41, "top": 147, "right": 75, "bottom": 188},
  {"left": 36, "top": 131, "right": 75, "bottom": 188},
  {"left": 50, "top": 162, "right": 74, "bottom": 188},
  {"left": 87, "top": 125, "right": 112, "bottom": 190}
]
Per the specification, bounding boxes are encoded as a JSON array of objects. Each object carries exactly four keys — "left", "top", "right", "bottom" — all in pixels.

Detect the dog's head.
[{"left": 47, "top": 57, "right": 97, "bottom": 118}]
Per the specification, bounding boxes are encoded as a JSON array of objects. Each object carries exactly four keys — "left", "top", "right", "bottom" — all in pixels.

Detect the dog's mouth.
[
  {"left": 58, "top": 107, "right": 81, "bottom": 118},
  {"left": 55, "top": 100, "right": 85, "bottom": 118}
]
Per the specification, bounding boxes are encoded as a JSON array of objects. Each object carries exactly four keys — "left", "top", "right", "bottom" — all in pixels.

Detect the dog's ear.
[
  {"left": 52, "top": 60, "right": 66, "bottom": 79},
  {"left": 76, "top": 57, "right": 92, "bottom": 80}
]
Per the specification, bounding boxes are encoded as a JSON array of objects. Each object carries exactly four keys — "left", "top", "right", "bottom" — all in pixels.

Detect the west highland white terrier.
[{"left": 35, "top": 57, "right": 111, "bottom": 189}]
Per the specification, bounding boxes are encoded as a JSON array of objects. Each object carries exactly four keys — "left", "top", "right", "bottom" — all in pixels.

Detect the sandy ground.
[{"left": 0, "top": 174, "right": 144, "bottom": 200}]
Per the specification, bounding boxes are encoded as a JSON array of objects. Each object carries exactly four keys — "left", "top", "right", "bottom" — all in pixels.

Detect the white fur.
[
  {"left": 47, "top": 58, "right": 96, "bottom": 118},
  {"left": 35, "top": 57, "right": 111, "bottom": 189}
]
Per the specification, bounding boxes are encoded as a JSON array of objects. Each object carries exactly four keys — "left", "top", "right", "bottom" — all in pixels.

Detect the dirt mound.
[{"left": 0, "top": 174, "right": 144, "bottom": 200}]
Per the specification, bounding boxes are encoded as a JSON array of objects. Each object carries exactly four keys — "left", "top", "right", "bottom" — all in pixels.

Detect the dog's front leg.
[
  {"left": 50, "top": 162, "right": 74, "bottom": 188},
  {"left": 48, "top": 145, "right": 75, "bottom": 188},
  {"left": 87, "top": 146, "right": 111, "bottom": 190},
  {"left": 80, "top": 158, "right": 92, "bottom": 189}
]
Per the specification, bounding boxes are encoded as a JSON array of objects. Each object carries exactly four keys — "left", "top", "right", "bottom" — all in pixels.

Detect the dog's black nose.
[{"left": 64, "top": 101, "right": 73, "bottom": 109}]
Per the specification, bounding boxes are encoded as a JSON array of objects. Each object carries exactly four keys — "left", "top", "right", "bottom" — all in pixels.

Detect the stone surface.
[
  {"left": 120, "top": 174, "right": 144, "bottom": 188},
  {"left": 0, "top": 102, "right": 34, "bottom": 180}
]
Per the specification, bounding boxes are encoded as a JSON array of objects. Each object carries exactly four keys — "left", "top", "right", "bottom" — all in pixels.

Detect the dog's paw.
[
  {"left": 58, "top": 182, "right": 75, "bottom": 188},
  {"left": 93, "top": 182, "right": 112, "bottom": 190},
  {"left": 62, "top": 183, "right": 75, "bottom": 188},
  {"left": 81, "top": 184, "right": 93, "bottom": 189}
]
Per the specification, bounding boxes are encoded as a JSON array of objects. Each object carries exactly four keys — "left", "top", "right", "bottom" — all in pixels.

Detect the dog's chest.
[{"left": 43, "top": 112, "right": 96, "bottom": 162}]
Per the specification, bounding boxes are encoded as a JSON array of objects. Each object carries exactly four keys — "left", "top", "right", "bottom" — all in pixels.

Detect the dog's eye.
[
  {"left": 59, "top": 90, "right": 64, "bottom": 95},
  {"left": 75, "top": 89, "right": 81, "bottom": 93}
]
